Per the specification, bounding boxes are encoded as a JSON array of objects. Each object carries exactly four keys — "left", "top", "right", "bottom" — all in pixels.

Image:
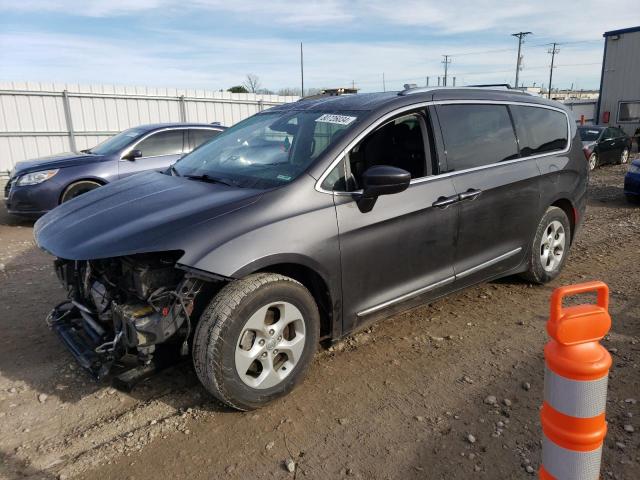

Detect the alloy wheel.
[
  {"left": 588, "top": 153, "right": 597, "bottom": 171},
  {"left": 621, "top": 148, "right": 629, "bottom": 164},
  {"left": 540, "top": 220, "right": 566, "bottom": 272},
  {"left": 235, "top": 301, "right": 306, "bottom": 389}
]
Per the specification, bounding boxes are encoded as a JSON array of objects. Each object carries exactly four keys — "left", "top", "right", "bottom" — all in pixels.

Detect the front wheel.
[
  {"left": 588, "top": 152, "right": 598, "bottom": 171},
  {"left": 520, "top": 206, "right": 571, "bottom": 284},
  {"left": 192, "top": 273, "right": 320, "bottom": 411},
  {"left": 60, "top": 180, "right": 102, "bottom": 203}
]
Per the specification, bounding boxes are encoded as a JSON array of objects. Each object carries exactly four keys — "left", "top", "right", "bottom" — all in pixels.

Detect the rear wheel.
[
  {"left": 192, "top": 273, "right": 320, "bottom": 411},
  {"left": 520, "top": 206, "right": 571, "bottom": 284},
  {"left": 588, "top": 152, "right": 598, "bottom": 171},
  {"left": 60, "top": 180, "right": 102, "bottom": 203},
  {"left": 618, "top": 147, "right": 629, "bottom": 165}
]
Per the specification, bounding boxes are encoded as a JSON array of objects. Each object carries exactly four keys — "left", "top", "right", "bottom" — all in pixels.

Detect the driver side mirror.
[
  {"left": 356, "top": 165, "right": 411, "bottom": 213},
  {"left": 122, "top": 149, "right": 142, "bottom": 161}
]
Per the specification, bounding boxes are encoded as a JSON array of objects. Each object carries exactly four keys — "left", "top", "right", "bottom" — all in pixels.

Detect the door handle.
[
  {"left": 458, "top": 189, "right": 482, "bottom": 202},
  {"left": 432, "top": 194, "right": 459, "bottom": 209}
]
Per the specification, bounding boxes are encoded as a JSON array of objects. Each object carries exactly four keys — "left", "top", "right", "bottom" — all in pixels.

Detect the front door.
[
  {"left": 119, "top": 129, "right": 185, "bottom": 178},
  {"left": 328, "top": 110, "right": 459, "bottom": 333}
]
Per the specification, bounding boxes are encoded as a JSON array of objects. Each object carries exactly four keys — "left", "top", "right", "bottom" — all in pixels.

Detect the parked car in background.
[
  {"left": 4, "top": 123, "right": 226, "bottom": 217},
  {"left": 35, "top": 87, "right": 586, "bottom": 410},
  {"left": 578, "top": 125, "right": 631, "bottom": 171},
  {"left": 624, "top": 158, "right": 640, "bottom": 203}
]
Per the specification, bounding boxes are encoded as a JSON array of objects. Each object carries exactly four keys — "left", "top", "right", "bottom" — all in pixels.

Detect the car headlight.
[
  {"left": 628, "top": 164, "right": 640, "bottom": 174},
  {"left": 15, "top": 169, "right": 59, "bottom": 186}
]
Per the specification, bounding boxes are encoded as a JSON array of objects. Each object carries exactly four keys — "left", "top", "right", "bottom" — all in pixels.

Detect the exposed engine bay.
[{"left": 47, "top": 251, "right": 213, "bottom": 386}]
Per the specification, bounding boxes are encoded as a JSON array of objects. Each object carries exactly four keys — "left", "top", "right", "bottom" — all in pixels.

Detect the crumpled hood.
[
  {"left": 14, "top": 152, "right": 109, "bottom": 174},
  {"left": 34, "top": 171, "right": 262, "bottom": 260}
]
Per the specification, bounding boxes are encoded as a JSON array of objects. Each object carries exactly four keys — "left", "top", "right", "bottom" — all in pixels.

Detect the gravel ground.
[{"left": 0, "top": 160, "right": 639, "bottom": 480}]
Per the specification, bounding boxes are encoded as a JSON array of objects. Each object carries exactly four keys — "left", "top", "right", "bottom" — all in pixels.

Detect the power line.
[
  {"left": 442, "top": 55, "right": 452, "bottom": 86},
  {"left": 512, "top": 31, "right": 532, "bottom": 88},
  {"left": 547, "top": 42, "right": 560, "bottom": 98}
]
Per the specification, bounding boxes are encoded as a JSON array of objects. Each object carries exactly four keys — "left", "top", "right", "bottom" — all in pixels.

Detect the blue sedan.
[
  {"left": 624, "top": 158, "right": 640, "bottom": 203},
  {"left": 4, "top": 123, "right": 225, "bottom": 217}
]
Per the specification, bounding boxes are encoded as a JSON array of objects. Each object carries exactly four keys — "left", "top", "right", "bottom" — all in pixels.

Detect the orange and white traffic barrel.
[{"left": 539, "top": 281, "right": 612, "bottom": 480}]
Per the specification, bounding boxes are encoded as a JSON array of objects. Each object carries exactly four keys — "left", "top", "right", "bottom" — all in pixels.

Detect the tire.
[
  {"left": 520, "top": 206, "right": 571, "bottom": 284},
  {"left": 60, "top": 180, "right": 102, "bottom": 203},
  {"left": 618, "top": 147, "right": 629, "bottom": 165},
  {"left": 588, "top": 152, "right": 598, "bottom": 171},
  {"left": 192, "top": 273, "right": 320, "bottom": 411}
]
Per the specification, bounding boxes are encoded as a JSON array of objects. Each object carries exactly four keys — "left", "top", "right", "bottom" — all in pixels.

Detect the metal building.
[{"left": 596, "top": 26, "right": 640, "bottom": 137}]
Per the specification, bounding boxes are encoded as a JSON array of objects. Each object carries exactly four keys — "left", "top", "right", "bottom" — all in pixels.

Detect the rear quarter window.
[{"left": 510, "top": 106, "right": 568, "bottom": 156}]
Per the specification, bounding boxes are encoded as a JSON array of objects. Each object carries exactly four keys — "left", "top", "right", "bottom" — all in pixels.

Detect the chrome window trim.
[
  {"left": 356, "top": 246, "right": 523, "bottom": 317},
  {"left": 455, "top": 247, "right": 522, "bottom": 279},
  {"left": 356, "top": 275, "right": 455, "bottom": 317},
  {"left": 119, "top": 126, "right": 222, "bottom": 161},
  {"left": 315, "top": 100, "right": 572, "bottom": 195}
]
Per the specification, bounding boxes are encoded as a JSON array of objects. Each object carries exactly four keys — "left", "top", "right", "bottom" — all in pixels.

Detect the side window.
[
  {"left": 189, "top": 129, "right": 221, "bottom": 151},
  {"left": 136, "top": 130, "right": 184, "bottom": 157},
  {"left": 346, "top": 113, "right": 428, "bottom": 190},
  {"left": 436, "top": 104, "right": 518, "bottom": 171},
  {"left": 603, "top": 127, "right": 616, "bottom": 140},
  {"left": 618, "top": 101, "right": 640, "bottom": 122},
  {"left": 510, "top": 106, "right": 568, "bottom": 156}
]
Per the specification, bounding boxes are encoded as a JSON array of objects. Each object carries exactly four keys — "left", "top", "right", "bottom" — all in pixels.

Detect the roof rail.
[
  {"left": 398, "top": 85, "right": 533, "bottom": 97},
  {"left": 467, "top": 83, "right": 512, "bottom": 89}
]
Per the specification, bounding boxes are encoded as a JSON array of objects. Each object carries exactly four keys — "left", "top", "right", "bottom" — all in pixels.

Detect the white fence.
[
  {"left": 0, "top": 81, "right": 298, "bottom": 173},
  {"left": 563, "top": 99, "right": 597, "bottom": 125}
]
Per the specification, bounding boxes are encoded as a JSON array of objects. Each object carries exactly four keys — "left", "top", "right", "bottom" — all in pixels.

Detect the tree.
[
  {"left": 227, "top": 85, "right": 249, "bottom": 93},
  {"left": 242, "top": 73, "right": 261, "bottom": 93}
]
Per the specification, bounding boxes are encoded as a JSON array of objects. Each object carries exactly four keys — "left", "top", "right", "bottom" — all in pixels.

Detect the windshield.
[
  {"left": 88, "top": 128, "right": 145, "bottom": 155},
  {"left": 173, "top": 111, "right": 360, "bottom": 188},
  {"left": 578, "top": 127, "right": 603, "bottom": 142}
]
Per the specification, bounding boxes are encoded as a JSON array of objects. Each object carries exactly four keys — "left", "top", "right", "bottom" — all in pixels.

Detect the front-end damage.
[{"left": 47, "top": 251, "right": 222, "bottom": 387}]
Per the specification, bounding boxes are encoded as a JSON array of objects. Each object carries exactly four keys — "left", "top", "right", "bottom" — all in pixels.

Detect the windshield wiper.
[
  {"left": 80, "top": 149, "right": 92, "bottom": 154},
  {"left": 184, "top": 174, "right": 235, "bottom": 187},
  {"left": 168, "top": 165, "right": 181, "bottom": 177}
]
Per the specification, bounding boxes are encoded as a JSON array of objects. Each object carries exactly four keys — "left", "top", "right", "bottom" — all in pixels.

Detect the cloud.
[
  {"left": 1, "top": 0, "right": 636, "bottom": 39},
  {"left": 0, "top": 28, "right": 605, "bottom": 92}
]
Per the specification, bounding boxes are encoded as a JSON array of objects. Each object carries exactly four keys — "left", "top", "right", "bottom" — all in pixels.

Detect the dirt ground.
[{"left": 0, "top": 161, "right": 639, "bottom": 480}]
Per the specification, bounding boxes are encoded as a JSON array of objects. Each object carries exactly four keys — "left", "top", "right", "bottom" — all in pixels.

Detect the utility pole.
[
  {"left": 442, "top": 55, "right": 452, "bottom": 86},
  {"left": 453, "top": 77, "right": 456, "bottom": 87},
  {"left": 352, "top": 80, "right": 355, "bottom": 90},
  {"left": 511, "top": 32, "right": 532, "bottom": 89},
  {"left": 382, "top": 72, "right": 386, "bottom": 92},
  {"left": 547, "top": 42, "right": 559, "bottom": 99},
  {"left": 426, "top": 76, "right": 429, "bottom": 87},
  {"left": 300, "top": 42, "right": 304, "bottom": 97}
]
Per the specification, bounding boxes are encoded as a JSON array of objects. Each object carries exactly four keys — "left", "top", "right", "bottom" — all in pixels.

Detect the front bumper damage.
[{"left": 47, "top": 300, "right": 185, "bottom": 390}]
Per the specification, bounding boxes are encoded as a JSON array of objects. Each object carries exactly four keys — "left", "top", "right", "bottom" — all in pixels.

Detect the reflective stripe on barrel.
[
  {"left": 544, "top": 366, "right": 608, "bottom": 418},
  {"left": 542, "top": 435, "right": 602, "bottom": 480}
]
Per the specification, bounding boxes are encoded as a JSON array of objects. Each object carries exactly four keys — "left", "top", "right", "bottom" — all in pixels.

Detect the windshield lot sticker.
[
  {"left": 277, "top": 174, "right": 292, "bottom": 181},
  {"left": 315, "top": 114, "right": 357, "bottom": 126}
]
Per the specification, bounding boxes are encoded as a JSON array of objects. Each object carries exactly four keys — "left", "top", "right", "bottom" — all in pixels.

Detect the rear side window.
[
  {"left": 190, "top": 129, "right": 221, "bottom": 150},
  {"left": 436, "top": 104, "right": 519, "bottom": 171},
  {"left": 510, "top": 106, "right": 568, "bottom": 156},
  {"left": 136, "top": 130, "right": 184, "bottom": 157}
]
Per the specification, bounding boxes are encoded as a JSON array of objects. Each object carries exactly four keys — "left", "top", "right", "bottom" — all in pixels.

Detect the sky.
[{"left": 0, "top": 1, "right": 637, "bottom": 93}]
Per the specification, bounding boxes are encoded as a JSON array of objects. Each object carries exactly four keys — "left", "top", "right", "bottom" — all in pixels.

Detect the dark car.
[
  {"left": 4, "top": 123, "right": 225, "bottom": 216},
  {"left": 623, "top": 158, "right": 640, "bottom": 203},
  {"left": 578, "top": 125, "right": 631, "bottom": 171},
  {"left": 34, "top": 87, "right": 586, "bottom": 410}
]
